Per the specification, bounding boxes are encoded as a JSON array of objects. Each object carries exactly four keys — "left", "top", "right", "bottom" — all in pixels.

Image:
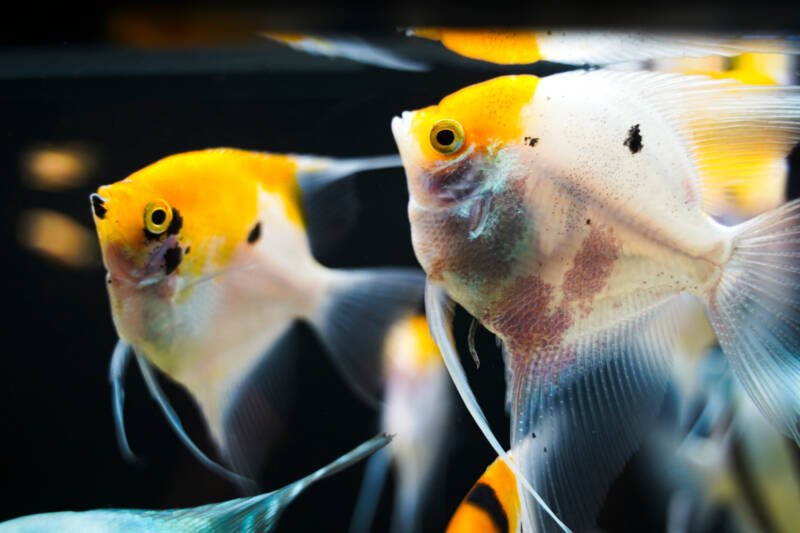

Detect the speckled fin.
[
  {"left": 505, "top": 295, "right": 687, "bottom": 532},
  {"left": 705, "top": 198, "right": 800, "bottom": 445},
  {"left": 557, "top": 69, "right": 800, "bottom": 220},
  {"left": 424, "top": 281, "right": 573, "bottom": 533}
]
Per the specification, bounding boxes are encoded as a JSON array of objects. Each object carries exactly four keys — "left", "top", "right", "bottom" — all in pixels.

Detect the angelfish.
[
  {"left": 406, "top": 28, "right": 800, "bottom": 66},
  {"left": 90, "top": 148, "right": 423, "bottom": 485},
  {"left": 0, "top": 434, "right": 391, "bottom": 533},
  {"left": 391, "top": 72, "right": 800, "bottom": 532}
]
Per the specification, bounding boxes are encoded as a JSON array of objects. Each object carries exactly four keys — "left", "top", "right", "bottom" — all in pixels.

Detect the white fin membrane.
[
  {"left": 310, "top": 268, "right": 425, "bottom": 405},
  {"left": 706, "top": 198, "right": 800, "bottom": 444},
  {"left": 424, "top": 281, "right": 573, "bottom": 533},
  {"left": 506, "top": 295, "right": 685, "bottom": 532}
]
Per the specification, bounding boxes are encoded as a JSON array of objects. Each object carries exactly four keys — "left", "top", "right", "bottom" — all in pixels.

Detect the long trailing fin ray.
[
  {"left": 554, "top": 69, "right": 800, "bottom": 221},
  {"left": 424, "top": 281, "right": 572, "bottom": 533},
  {"left": 109, "top": 338, "right": 139, "bottom": 464},
  {"left": 506, "top": 294, "right": 684, "bottom": 532},
  {"left": 133, "top": 354, "right": 256, "bottom": 488},
  {"left": 705, "top": 199, "right": 800, "bottom": 444},
  {"left": 309, "top": 268, "right": 425, "bottom": 405},
  {"left": 348, "top": 445, "right": 391, "bottom": 533}
]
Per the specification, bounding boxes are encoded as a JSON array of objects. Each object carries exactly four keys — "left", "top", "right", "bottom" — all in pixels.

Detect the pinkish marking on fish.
[{"left": 562, "top": 225, "right": 621, "bottom": 316}]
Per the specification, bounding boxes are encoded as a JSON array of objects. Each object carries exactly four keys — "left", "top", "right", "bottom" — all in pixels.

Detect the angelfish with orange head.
[
  {"left": 392, "top": 71, "right": 800, "bottom": 532},
  {"left": 91, "top": 148, "right": 423, "bottom": 486}
]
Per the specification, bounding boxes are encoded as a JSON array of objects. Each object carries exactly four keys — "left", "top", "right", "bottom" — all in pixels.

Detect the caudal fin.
[
  {"left": 705, "top": 198, "right": 800, "bottom": 444},
  {"left": 309, "top": 268, "right": 425, "bottom": 404}
]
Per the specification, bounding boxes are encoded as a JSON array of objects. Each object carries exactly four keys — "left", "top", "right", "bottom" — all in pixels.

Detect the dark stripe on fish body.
[
  {"left": 247, "top": 222, "right": 261, "bottom": 244},
  {"left": 91, "top": 195, "right": 107, "bottom": 219},
  {"left": 466, "top": 483, "right": 509, "bottom": 533},
  {"left": 164, "top": 246, "right": 182, "bottom": 275}
]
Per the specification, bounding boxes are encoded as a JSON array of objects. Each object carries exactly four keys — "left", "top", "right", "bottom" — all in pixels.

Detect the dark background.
[{"left": 2, "top": 4, "right": 800, "bottom": 532}]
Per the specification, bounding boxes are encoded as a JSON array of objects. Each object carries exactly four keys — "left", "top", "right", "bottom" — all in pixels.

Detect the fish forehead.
[{"left": 95, "top": 149, "right": 304, "bottom": 275}]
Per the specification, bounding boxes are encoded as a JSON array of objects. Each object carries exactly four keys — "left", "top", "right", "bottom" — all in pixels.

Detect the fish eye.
[
  {"left": 144, "top": 199, "right": 173, "bottom": 235},
  {"left": 430, "top": 119, "right": 465, "bottom": 155}
]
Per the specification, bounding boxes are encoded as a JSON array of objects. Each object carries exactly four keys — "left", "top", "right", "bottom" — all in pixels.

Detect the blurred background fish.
[
  {"left": 350, "top": 315, "right": 452, "bottom": 533},
  {"left": 0, "top": 434, "right": 391, "bottom": 533}
]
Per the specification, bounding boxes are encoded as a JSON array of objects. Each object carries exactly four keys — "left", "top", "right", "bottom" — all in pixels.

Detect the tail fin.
[
  {"left": 309, "top": 268, "right": 425, "bottom": 404},
  {"left": 163, "top": 434, "right": 393, "bottom": 532},
  {"left": 705, "top": 198, "right": 800, "bottom": 444}
]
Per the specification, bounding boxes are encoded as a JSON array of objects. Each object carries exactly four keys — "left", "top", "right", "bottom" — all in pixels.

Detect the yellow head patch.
[
  {"left": 412, "top": 28, "right": 542, "bottom": 64},
  {"left": 408, "top": 75, "right": 539, "bottom": 162},
  {"left": 92, "top": 149, "right": 305, "bottom": 277}
]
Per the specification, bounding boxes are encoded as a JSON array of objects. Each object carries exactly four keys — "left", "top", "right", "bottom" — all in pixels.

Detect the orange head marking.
[
  {"left": 91, "top": 148, "right": 304, "bottom": 284},
  {"left": 411, "top": 28, "right": 542, "bottom": 64},
  {"left": 392, "top": 75, "right": 538, "bottom": 206}
]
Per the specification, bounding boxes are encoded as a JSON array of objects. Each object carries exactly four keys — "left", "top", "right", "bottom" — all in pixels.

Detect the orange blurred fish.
[
  {"left": 407, "top": 28, "right": 800, "bottom": 66},
  {"left": 392, "top": 71, "right": 800, "bottom": 532},
  {"left": 90, "top": 148, "right": 424, "bottom": 485}
]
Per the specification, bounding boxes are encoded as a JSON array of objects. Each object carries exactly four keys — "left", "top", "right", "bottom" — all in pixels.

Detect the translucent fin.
[
  {"left": 506, "top": 295, "right": 684, "bottom": 532},
  {"left": 217, "top": 326, "right": 298, "bottom": 488},
  {"left": 348, "top": 446, "right": 391, "bottom": 533},
  {"left": 108, "top": 338, "right": 139, "bottom": 464},
  {"left": 533, "top": 31, "right": 800, "bottom": 66},
  {"left": 134, "top": 354, "right": 255, "bottom": 488},
  {"left": 309, "top": 268, "right": 425, "bottom": 405},
  {"left": 556, "top": 69, "right": 800, "bottom": 221},
  {"left": 295, "top": 155, "right": 400, "bottom": 260},
  {"left": 705, "top": 198, "right": 800, "bottom": 444},
  {"left": 261, "top": 32, "right": 429, "bottom": 71},
  {"left": 424, "top": 281, "right": 572, "bottom": 533},
  {"left": 1, "top": 434, "right": 394, "bottom": 532}
]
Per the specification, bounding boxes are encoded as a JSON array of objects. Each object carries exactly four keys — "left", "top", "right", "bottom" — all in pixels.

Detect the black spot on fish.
[
  {"left": 624, "top": 124, "right": 643, "bottom": 154},
  {"left": 164, "top": 246, "right": 182, "bottom": 275},
  {"left": 531, "top": 432, "right": 536, "bottom": 439},
  {"left": 523, "top": 136, "right": 539, "bottom": 148},
  {"left": 247, "top": 222, "right": 261, "bottom": 244},
  {"left": 543, "top": 446, "right": 547, "bottom": 453},
  {"left": 166, "top": 208, "right": 183, "bottom": 236},
  {"left": 185, "top": 246, "right": 190, "bottom": 255},
  {"left": 466, "top": 483, "right": 509, "bottom": 533},
  {"left": 91, "top": 195, "right": 106, "bottom": 219},
  {"left": 586, "top": 219, "right": 591, "bottom": 225}
]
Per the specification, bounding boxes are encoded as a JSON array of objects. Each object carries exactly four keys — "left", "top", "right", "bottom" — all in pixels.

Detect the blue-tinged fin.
[
  {"left": 261, "top": 33, "right": 429, "bottom": 72},
  {"left": 0, "top": 434, "right": 392, "bottom": 533},
  {"left": 348, "top": 445, "right": 391, "bottom": 533},
  {"left": 506, "top": 293, "right": 687, "bottom": 532},
  {"left": 705, "top": 198, "right": 800, "bottom": 445},
  {"left": 309, "top": 268, "right": 426, "bottom": 405},
  {"left": 423, "top": 281, "right": 573, "bottom": 533},
  {"left": 295, "top": 154, "right": 402, "bottom": 260}
]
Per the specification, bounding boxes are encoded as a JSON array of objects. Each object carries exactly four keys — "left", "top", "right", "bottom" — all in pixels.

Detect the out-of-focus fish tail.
[
  {"left": 704, "top": 198, "right": 800, "bottom": 445},
  {"left": 308, "top": 268, "right": 425, "bottom": 405}
]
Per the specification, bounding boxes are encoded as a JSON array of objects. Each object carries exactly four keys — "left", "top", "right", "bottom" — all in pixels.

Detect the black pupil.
[
  {"left": 151, "top": 209, "right": 166, "bottom": 225},
  {"left": 436, "top": 129, "right": 455, "bottom": 146}
]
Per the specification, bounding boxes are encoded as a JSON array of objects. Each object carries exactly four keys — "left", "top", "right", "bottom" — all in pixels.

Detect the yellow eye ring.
[
  {"left": 430, "top": 119, "right": 465, "bottom": 155},
  {"left": 144, "top": 199, "right": 173, "bottom": 235}
]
